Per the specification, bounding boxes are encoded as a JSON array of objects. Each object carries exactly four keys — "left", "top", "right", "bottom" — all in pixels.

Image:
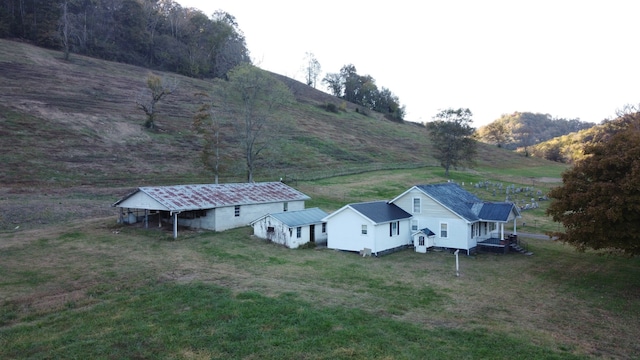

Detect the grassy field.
[
  {"left": 2, "top": 168, "right": 639, "bottom": 359},
  {"left": 2, "top": 38, "right": 638, "bottom": 359}
]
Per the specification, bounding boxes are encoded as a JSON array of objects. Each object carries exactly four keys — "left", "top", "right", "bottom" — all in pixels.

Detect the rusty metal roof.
[{"left": 113, "top": 182, "right": 310, "bottom": 211}]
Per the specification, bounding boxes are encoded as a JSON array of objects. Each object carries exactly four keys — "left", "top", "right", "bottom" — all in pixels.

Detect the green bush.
[{"left": 325, "top": 102, "right": 339, "bottom": 113}]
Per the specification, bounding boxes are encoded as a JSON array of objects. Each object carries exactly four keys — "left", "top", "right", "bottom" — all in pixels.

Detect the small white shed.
[{"left": 250, "top": 207, "right": 328, "bottom": 248}]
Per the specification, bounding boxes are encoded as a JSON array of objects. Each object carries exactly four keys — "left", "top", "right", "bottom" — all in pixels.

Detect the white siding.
[
  {"left": 371, "top": 219, "right": 412, "bottom": 254},
  {"left": 252, "top": 215, "right": 327, "bottom": 249},
  {"left": 213, "top": 200, "right": 305, "bottom": 232},
  {"left": 116, "top": 192, "right": 168, "bottom": 211},
  {"left": 173, "top": 200, "right": 305, "bottom": 232},
  {"left": 326, "top": 208, "right": 374, "bottom": 252},
  {"left": 394, "top": 189, "right": 474, "bottom": 251},
  {"left": 326, "top": 208, "right": 411, "bottom": 254}
]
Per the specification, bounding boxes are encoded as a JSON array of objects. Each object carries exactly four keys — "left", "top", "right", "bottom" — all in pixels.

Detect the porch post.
[
  {"left": 513, "top": 218, "right": 517, "bottom": 235},
  {"left": 144, "top": 209, "right": 148, "bottom": 229},
  {"left": 500, "top": 223, "right": 504, "bottom": 240},
  {"left": 173, "top": 212, "right": 178, "bottom": 239}
]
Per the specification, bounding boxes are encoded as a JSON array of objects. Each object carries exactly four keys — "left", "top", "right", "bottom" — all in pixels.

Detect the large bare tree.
[
  {"left": 302, "top": 52, "right": 321, "bottom": 88},
  {"left": 220, "top": 64, "right": 293, "bottom": 182},
  {"left": 136, "top": 73, "right": 177, "bottom": 130},
  {"left": 193, "top": 92, "right": 227, "bottom": 184}
]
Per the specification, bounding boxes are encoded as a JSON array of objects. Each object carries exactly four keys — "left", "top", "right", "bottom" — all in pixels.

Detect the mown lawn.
[{"left": 1, "top": 215, "right": 638, "bottom": 359}]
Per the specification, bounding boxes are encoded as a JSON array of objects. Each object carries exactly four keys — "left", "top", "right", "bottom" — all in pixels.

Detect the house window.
[
  {"left": 322, "top": 223, "right": 326, "bottom": 233},
  {"left": 361, "top": 225, "right": 368, "bottom": 235},
  {"left": 440, "top": 223, "right": 448, "bottom": 238},
  {"left": 296, "top": 227, "right": 302, "bottom": 238},
  {"left": 411, "top": 220, "right": 418, "bottom": 232},
  {"left": 413, "top": 197, "right": 421, "bottom": 213},
  {"left": 234, "top": 205, "right": 240, "bottom": 217},
  {"left": 390, "top": 221, "right": 399, "bottom": 237},
  {"left": 418, "top": 236, "right": 425, "bottom": 246},
  {"left": 283, "top": 202, "right": 288, "bottom": 212},
  {"left": 267, "top": 226, "right": 275, "bottom": 233}
]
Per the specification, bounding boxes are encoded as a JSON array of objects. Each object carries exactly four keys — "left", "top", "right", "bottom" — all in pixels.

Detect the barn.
[{"left": 112, "top": 182, "right": 311, "bottom": 238}]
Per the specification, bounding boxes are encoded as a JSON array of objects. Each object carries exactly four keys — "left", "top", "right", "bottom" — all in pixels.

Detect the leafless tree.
[
  {"left": 302, "top": 52, "right": 321, "bottom": 88},
  {"left": 220, "top": 64, "right": 293, "bottom": 182},
  {"left": 136, "top": 73, "right": 178, "bottom": 130}
]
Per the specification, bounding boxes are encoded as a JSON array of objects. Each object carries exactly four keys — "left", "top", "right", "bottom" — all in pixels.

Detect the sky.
[{"left": 177, "top": 0, "right": 640, "bottom": 127}]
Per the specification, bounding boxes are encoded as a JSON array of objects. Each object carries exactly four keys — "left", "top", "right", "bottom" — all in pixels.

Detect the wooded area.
[{"left": 0, "top": 0, "right": 250, "bottom": 79}]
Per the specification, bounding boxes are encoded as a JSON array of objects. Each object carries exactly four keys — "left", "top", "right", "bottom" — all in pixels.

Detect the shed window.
[
  {"left": 361, "top": 225, "right": 368, "bottom": 235},
  {"left": 283, "top": 202, "right": 288, "bottom": 212},
  {"left": 296, "top": 227, "right": 302, "bottom": 238},
  {"left": 322, "top": 223, "right": 326, "bottom": 233},
  {"left": 267, "top": 226, "right": 275, "bottom": 233},
  {"left": 234, "top": 205, "right": 240, "bottom": 217},
  {"left": 418, "top": 236, "right": 425, "bottom": 246}
]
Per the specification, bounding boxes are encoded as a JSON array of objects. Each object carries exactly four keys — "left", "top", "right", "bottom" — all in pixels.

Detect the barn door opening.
[{"left": 310, "top": 225, "right": 315, "bottom": 242}]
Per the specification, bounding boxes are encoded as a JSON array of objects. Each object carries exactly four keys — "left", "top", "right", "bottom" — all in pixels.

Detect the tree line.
[
  {"left": 0, "top": 0, "right": 250, "bottom": 79},
  {"left": 322, "top": 64, "right": 405, "bottom": 121},
  {"left": 475, "top": 112, "right": 595, "bottom": 156}
]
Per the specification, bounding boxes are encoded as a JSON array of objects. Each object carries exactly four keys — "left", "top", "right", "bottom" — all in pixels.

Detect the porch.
[{"left": 476, "top": 234, "right": 520, "bottom": 254}]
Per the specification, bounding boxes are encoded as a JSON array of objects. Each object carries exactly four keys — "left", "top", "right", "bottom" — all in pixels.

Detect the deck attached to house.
[{"left": 477, "top": 234, "right": 518, "bottom": 254}]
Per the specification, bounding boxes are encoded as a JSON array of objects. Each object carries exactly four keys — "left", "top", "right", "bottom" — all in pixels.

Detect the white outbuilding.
[
  {"left": 112, "top": 182, "right": 310, "bottom": 238},
  {"left": 250, "top": 207, "right": 328, "bottom": 248}
]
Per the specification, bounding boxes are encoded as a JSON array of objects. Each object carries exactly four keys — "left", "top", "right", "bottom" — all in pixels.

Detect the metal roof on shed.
[
  {"left": 269, "top": 208, "right": 329, "bottom": 227},
  {"left": 113, "top": 182, "right": 310, "bottom": 212}
]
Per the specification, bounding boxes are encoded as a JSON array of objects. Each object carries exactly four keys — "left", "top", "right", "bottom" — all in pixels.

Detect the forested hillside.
[
  {"left": 475, "top": 112, "right": 595, "bottom": 153},
  {"left": 528, "top": 113, "right": 640, "bottom": 163},
  {"left": 0, "top": 0, "right": 250, "bottom": 79}
]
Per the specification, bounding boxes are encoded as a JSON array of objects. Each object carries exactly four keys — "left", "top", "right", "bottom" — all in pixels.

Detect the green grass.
[
  {"left": 1, "top": 219, "right": 638, "bottom": 359},
  {"left": 0, "top": 282, "right": 587, "bottom": 360},
  {"left": 1, "top": 39, "right": 638, "bottom": 359}
]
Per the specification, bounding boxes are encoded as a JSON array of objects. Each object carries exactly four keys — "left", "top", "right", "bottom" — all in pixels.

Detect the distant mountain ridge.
[{"left": 476, "top": 112, "right": 596, "bottom": 153}]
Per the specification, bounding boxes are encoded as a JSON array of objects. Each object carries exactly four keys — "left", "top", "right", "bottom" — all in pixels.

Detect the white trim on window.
[
  {"left": 411, "top": 219, "right": 419, "bottom": 232},
  {"left": 412, "top": 197, "right": 421, "bottom": 213},
  {"left": 440, "top": 222, "right": 448, "bottom": 238}
]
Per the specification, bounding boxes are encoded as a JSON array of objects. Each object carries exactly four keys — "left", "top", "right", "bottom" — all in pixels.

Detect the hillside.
[
  {"left": 0, "top": 39, "right": 562, "bottom": 229},
  {"left": 476, "top": 111, "right": 596, "bottom": 151},
  {"left": 527, "top": 114, "right": 639, "bottom": 163}
]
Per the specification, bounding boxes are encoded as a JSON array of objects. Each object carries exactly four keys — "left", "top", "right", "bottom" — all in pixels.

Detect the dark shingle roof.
[
  {"left": 477, "top": 203, "right": 516, "bottom": 221},
  {"left": 415, "top": 183, "right": 481, "bottom": 221},
  {"left": 415, "top": 183, "right": 518, "bottom": 222},
  {"left": 417, "top": 227, "right": 436, "bottom": 236},
  {"left": 350, "top": 201, "right": 412, "bottom": 224}
]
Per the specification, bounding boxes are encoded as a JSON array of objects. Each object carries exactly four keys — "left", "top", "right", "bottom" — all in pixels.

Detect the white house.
[
  {"left": 250, "top": 207, "right": 328, "bottom": 248},
  {"left": 389, "top": 183, "right": 521, "bottom": 254},
  {"left": 112, "top": 182, "right": 310, "bottom": 238},
  {"left": 322, "top": 201, "right": 412, "bottom": 256}
]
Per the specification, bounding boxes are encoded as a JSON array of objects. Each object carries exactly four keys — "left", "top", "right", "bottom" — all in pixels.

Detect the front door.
[{"left": 310, "top": 225, "right": 315, "bottom": 242}]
